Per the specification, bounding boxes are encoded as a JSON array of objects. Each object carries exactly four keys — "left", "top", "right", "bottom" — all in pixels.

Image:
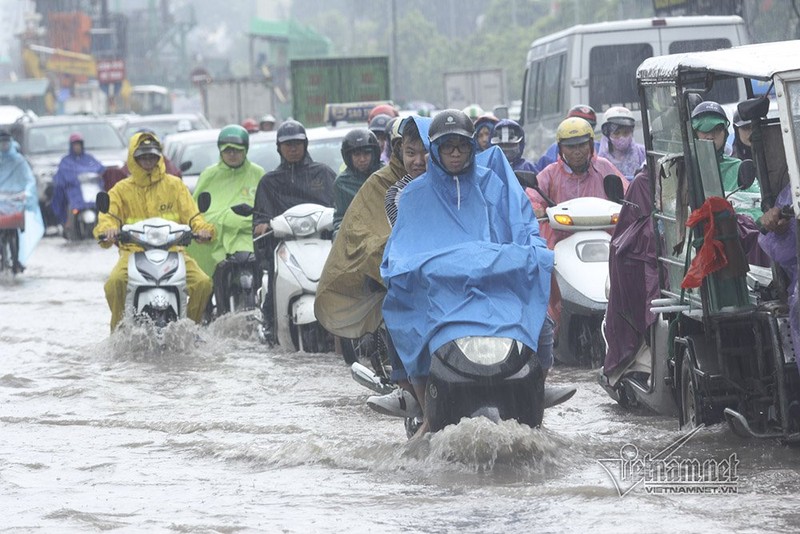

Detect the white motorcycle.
[
  {"left": 519, "top": 171, "right": 624, "bottom": 367},
  {"left": 97, "top": 191, "right": 211, "bottom": 329},
  {"left": 232, "top": 202, "right": 335, "bottom": 353}
]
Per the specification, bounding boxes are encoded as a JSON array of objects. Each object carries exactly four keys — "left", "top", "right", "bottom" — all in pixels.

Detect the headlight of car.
[{"left": 455, "top": 336, "right": 514, "bottom": 366}]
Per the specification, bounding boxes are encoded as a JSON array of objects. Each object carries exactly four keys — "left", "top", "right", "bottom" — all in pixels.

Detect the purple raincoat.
[
  {"left": 603, "top": 165, "right": 659, "bottom": 378},
  {"left": 758, "top": 184, "right": 800, "bottom": 374}
]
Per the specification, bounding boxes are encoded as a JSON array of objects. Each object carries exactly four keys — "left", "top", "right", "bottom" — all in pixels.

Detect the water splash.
[{"left": 100, "top": 317, "right": 214, "bottom": 363}]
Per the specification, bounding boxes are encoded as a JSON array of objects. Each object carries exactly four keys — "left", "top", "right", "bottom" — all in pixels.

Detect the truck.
[
  {"left": 290, "top": 56, "right": 390, "bottom": 127},
  {"left": 203, "top": 78, "right": 276, "bottom": 127},
  {"left": 443, "top": 68, "right": 506, "bottom": 113}
]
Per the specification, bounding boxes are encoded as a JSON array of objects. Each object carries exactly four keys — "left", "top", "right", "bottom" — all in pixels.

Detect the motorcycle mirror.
[
  {"left": 196, "top": 191, "right": 211, "bottom": 213},
  {"left": 179, "top": 160, "right": 192, "bottom": 172},
  {"left": 603, "top": 174, "right": 625, "bottom": 204},
  {"left": 96, "top": 191, "right": 110, "bottom": 213},
  {"left": 737, "top": 96, "right": 770, "bottom": 122},
  {"left": 737, "top": 159, "right": 757, "bottom": 190},
  {"left": 230, "top": 203, "right": 254, "bottom": 217},
  {"left": 515, "top": 170, "right": 538, "bottom": 189}
]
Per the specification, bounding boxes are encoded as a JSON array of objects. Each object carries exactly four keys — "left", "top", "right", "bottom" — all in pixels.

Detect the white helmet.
[{"left": 601, "top": 106, "right": 635, "bottom": 137}]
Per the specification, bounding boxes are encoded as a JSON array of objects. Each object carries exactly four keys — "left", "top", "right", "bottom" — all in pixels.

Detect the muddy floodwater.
[{"left": 2, "top": 239, "right": 799, "bottom": 533}]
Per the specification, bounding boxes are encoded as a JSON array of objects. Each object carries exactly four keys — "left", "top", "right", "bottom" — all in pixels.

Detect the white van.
[{"left": 519, "top": 16, "right": 749, "bottom": 159}]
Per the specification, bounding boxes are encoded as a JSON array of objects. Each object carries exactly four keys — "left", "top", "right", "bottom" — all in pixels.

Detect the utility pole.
[{"left": 391, "top": 0, "right": 398, "bottom": 103}]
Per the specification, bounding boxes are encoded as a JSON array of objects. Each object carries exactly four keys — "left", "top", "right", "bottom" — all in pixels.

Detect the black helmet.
[
  {"left": 368, "top": 114, "right": 391, "bottom": 137},
  {"left": 218, "top": 124, "right": 250, "bottom": 151},
  {"left": 341, "top": 128, "right": 380, "bottom": 170},
  {"left": 429, "top": 109, "right": 474, "bottom": 144},
  {"left": 0, "top": 129, "right": 10, "bottom": 142},
  {"left": 276, "top": 119, "right": 307, "bottom": 144},
  {"left": 733, "top": 110, "right": 751, "bottom": 128}
]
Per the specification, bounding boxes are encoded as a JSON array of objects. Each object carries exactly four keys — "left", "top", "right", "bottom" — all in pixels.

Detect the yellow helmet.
[{"left": 556, "top": 117, "right": 594, "bottom": 146}]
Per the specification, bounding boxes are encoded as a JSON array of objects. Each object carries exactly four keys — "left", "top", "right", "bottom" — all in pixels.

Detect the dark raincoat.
[
  {"left": 333, "top": 150, "right": 382, "bottom": 233},
  {"left": 602, "top": 165, "right": 659, "bottom": 378},
  {"left": 253, "top": 152, "right": 335, "bottom": 227}
]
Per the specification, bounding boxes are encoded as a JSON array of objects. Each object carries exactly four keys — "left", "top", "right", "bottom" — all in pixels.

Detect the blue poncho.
[
  {"left": 51, "top": 144, "right": 105, "bottom": 225},
  {"left": 0, "top": 142, "right": 43, "bottom": 265},
  {"left": 381, "top": 143, "right": 553, "bottom": 379}
]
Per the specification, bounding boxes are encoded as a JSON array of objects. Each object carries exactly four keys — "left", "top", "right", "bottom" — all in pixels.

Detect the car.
[
  {"left": 163, "top": 125, "right": 353, "bottom": 192},
  {"left": 118, "top": 113, "right": 212, "bottom": 144},
  {"left": 10, "top": 115, "right": 127, "bottom": 223},
  {"left": 0, "top": 105, "right": 30, "bottom": 129}
]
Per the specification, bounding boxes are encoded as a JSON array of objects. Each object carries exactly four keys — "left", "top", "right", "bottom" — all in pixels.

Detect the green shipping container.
[{"left": 291, "top": 56, "right": 390, "bottom": 127}]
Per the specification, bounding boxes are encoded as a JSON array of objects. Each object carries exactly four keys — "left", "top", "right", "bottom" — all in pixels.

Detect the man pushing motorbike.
[{"left": 94, "top": 132, "right": 215, "bottom": 331}]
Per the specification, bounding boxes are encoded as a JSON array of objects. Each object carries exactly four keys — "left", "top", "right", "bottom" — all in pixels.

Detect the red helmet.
[
  {"left": 241, "top": 118, "right": 259, "bottom": 133},
  {"left": 368, "top": 104, "right": 398, "bottom": 123},
  {"left": 567, "top": 105, "right": 597, "bottom": 128},
  {"left": 69, "top": 132, "right": 84, "bottom": 143}
]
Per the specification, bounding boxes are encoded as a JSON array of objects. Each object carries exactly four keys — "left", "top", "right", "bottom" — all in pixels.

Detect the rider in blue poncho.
[
  {"left": 50, "top": 133, "right": 105, "bottom": 227},
  {"left": 0, "top": 130, "right": 43, "bottom": 271},
  {"left": 381, "top": 109, "right": 553, "bottom": 434}
]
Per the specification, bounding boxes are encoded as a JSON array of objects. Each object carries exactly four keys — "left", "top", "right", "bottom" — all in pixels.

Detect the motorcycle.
[
  {"left": 231, "top": 202, "right": 335, "bottom": 353},
  {"left": 96, "top": 191, "right": 211, "bottom": 329},
  {"left": 520, "top": 171, "right": 624, "bottom": 367},
  {"left": 210, "top": 250, "right": 259, "bottom": 317},
  {"left": 64, "top": 171, "right": 103, "bottom": 241},
  {"left": 0, "top": 192, "right": 25, "bottom": 274}
]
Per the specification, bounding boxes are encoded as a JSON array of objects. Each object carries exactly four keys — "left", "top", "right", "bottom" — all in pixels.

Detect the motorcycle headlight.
[
  {"left": 576, "top": 240, "right": 609, "bottom": 262},
  {"left": 455, "top": 336, "right": 514, "bottom": 366},
  {"left": 141, "top": 226, "right": 170, "bottom": 247},
  {"left": 285, "top": 212, "right": 321, "bottom": 237}
]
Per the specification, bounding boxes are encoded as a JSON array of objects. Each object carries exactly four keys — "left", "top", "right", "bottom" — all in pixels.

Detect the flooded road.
[{"left": 2, "top": 239, "right": 799, "bottom": 532}]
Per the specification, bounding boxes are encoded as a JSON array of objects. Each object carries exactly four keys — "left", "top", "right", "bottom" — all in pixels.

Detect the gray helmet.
[
  {"left": 0, "top": 130, "right": 10, "bottom": 142},
  {"left": 429, "top": 109, "right": 474, "bottom": 144},
  {"left": 691, "top": 101, "right": 727, "bottom": 122},
  {"left": 368, "top": 114, "right": 391, "bottom": 137},
  {"left": 276, "top": 119, "right": 307, "bottom": 144}
]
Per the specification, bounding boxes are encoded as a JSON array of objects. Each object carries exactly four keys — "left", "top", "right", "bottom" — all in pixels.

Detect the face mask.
[
  {"left": 500, "top": 144, "right": 522, "bottom": 163},
  {"left": 610, "top": 135, "right": 633, "bottom": 152}
]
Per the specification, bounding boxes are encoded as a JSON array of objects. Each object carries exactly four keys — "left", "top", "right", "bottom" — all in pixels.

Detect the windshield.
[
  {"left": 179, "top": 140, "right": 220, "bottom": 175},
  {"left": 248, "top": 137, "right": 346, "bottom": 174},
  {"left": 26, "top": 122, "right": 125, "bottom": 154}
]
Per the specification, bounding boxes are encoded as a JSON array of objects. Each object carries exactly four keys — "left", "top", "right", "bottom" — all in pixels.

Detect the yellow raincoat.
[{"left": 94, "top": 132, "right": 216, "bottom": 330}]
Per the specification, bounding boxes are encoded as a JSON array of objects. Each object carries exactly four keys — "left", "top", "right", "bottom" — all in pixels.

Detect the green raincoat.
[{"left": 186, "top": 158, "right": 264, "bottom": 276}]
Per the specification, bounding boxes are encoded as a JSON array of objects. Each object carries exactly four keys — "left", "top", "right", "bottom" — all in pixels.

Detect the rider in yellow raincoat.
[{"left": 94, "top": 132, "right": 215, "bottom": 331}]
